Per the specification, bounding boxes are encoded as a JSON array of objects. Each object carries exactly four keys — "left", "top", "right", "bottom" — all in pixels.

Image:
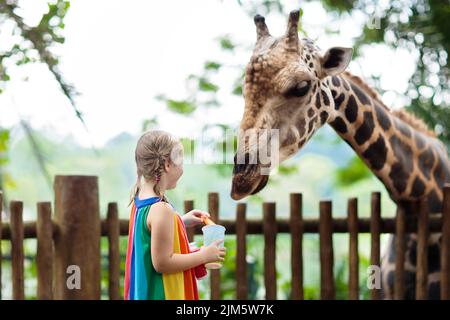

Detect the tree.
[{"left": 0, "top": 0, "right": 80, "bottom": 202}]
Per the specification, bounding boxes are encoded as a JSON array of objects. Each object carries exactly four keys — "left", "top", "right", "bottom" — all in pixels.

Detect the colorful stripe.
[{"left": 124, "top": 196, "right": 199, "bottom": 300}]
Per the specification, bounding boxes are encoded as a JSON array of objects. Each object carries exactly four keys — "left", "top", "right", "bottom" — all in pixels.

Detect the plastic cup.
[{"left": 201, "top": 224, "right": 226, "bottom": 269}]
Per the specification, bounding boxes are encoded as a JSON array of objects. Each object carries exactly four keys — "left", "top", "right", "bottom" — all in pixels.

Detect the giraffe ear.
[{"left": 320, "top": 47, "right": 353, "bottom": 77}]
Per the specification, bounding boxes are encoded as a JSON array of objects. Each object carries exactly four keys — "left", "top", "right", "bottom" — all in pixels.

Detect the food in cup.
[
  {"left": 201, "top": 216, "right": 216, "bottom": 225},
  {"left": 202, "top": 224, "right": 226, "bottom": 269}
]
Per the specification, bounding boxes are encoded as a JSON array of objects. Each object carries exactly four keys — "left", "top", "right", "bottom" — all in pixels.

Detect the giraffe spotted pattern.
[{"left": 231, "top": 9, "right": 450, "bottom": 299}]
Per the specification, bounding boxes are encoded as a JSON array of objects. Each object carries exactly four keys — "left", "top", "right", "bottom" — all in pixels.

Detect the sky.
[{"left": 0, "top": 0, "right": 417, "bottom": 148}]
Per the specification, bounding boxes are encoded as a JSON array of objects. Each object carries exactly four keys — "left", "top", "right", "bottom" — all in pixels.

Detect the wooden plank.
[
  {"left": 236, "top": 203, "right": 247, "bottom": 300},
  {"left": 1, "top": 222, "right": 48, "bottom": 239},
  {"left": 36, "top": 202, "right": 53, "bottom": 300},
  {"left": 320, "top": 201, "right": 335, "bottom": 300},
  {"left": 442, "top": 184, "right": 450, "bottom": 300},
  {"left": 370, "top": 192, "right": 381, "bottom": 300},
  {"left": 54, "top": 175, "right": 101, "bottom": 299},
  {"left": 115, "top": 216, "right": 445, "bottom": 237},
  {"left": 184, "top": 200, "right": 194, "bottom": 242},
  {"left": 416, "top": 198, "right": 429, "bottom": 300},
  {"left": 394, "top": 205, "right": 406, "bottom": 300},
  {"left": 348, "top": 198, "right": 359, "bottom": 300},
  {"left": 10, "top": 201, "right": 24, "bottom": 300},
  {"left": 263, "top": 202, "right": 277, "bottom": 300},
  {"left": 290, "top": 193, "right": 303, "bottom": 300},
  {"left": 107, "top": 203, "right": 120, "bottom": 300},
  {"left": 208, "top": 193, "right": 221, "bottom": 300}
]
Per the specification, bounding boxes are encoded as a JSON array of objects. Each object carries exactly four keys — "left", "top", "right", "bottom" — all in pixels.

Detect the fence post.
[
  {"left": 107, "top": 203, "right": 120, "bottom": 300},
  {"left": 184, "top": 200, "right": 194, "bottom": 242},
  {"left": 54, "top": 175, "right": 101, "bottom": 299},
  {"left": 370, "top": 192, "right": 381, "bottom": 300},
  {"left": 208, "top": 193, "right": 221, "bottom": 300},
  {"left": 442, "top": 184, "right": 450, "bottom": 300},
  {"left": 37, "top": 202, "right": 54, "bottom": 300},
  {"left": 263, "top": 202, "right": 277, "bottom": 300},
  {"left": 236, "top": 203, "right": 247, "bottom": 300},
  {"left": 394, "top": 205, "right": 406, "bottom": 299},
  {"left": 348, "top": 198, "right": 359, "bottom": 300},
  {"left": 290, "top": 193, "right": 303, "bottom": 300},
  {"left": 320, "top": 200, "right": 334, "bottom": 300},
  {"left": 10, "top": 201, "right": 24, "bottom": 300},
  {"left": 416, "top": 198, "right": 429, "bottom": 300}
]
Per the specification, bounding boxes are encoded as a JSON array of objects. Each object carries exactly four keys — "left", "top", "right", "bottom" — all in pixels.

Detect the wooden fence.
[{"left": 0, "top": 175, "right": 449, "bottom": 300}]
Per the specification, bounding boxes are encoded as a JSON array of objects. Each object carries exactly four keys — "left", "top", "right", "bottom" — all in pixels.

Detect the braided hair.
[{"left": 129, "top": 130, "right": 181, "bottom": 206}]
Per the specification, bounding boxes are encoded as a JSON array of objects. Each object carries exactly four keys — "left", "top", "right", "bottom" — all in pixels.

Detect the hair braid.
[
  {"left": 129, "top": 130, "right": 179, "bottom": 206},
  {"left": 153, "top": 156, "right": 167, "bottom": 202}
]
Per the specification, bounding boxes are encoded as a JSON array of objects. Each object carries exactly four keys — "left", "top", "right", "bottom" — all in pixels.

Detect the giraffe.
[{"left": 230, "top": 10, "right": 450, "bottom": 299}]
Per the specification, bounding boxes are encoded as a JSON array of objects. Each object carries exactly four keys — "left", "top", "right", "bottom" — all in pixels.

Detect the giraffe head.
[{"left": 231, "top": 10, "right": 353, "bottom": 200}]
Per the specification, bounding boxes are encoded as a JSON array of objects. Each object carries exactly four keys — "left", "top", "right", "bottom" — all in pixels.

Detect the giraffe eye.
[{"left": 285, "top": 80, "right": 311, "bottom": 98}]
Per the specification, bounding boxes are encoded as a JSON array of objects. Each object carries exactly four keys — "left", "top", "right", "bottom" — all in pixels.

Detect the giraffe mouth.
[{"left": 230, "top": 164, "right": 270, "bottom": 200}]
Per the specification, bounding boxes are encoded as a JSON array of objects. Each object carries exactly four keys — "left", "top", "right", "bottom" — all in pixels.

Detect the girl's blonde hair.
[{"left": 129, "top": 130, "right": 181, "bottom": 206}]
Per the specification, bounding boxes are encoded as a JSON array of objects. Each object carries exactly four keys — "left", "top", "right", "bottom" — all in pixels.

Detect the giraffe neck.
[{"left": 325, "top": 72, "right": 448, "bottom": 213}]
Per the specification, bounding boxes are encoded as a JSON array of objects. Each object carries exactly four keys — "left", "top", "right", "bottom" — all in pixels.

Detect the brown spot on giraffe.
[
  {"left": 362, "top": 135, "right": 387, "bottom": 170},
  {"left": 354, "top": 111, "right": 375, "bottom": 145},
  {"left": 334, "top": 93, "right": 346, "bottom": 110},
  {"left": 231, "top": 9, "right": 450, "bottom": 299},
  {"left": 345, "top": 95, "right": 358, "bottom": 123}
]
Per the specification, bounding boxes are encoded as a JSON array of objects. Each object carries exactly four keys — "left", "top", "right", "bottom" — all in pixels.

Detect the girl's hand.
[
  {"left": 199, "top": 240, "right": 226, "bottom": 264},
  {"left": 182, "top": 209, "right": 210, "bottom": 227}
]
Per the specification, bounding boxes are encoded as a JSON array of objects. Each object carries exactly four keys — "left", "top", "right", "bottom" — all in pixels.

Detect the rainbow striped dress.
[{"left": 124, "top": 196, "right": 199, "bottom": 300}]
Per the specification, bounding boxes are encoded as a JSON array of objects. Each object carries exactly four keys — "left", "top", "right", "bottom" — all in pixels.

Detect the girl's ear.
[
  {"left": 320, "top": 47, "right": 353, "bottom": 77},
  {"left": 164, "top": 159, "right": 171, "bottom": 172}
]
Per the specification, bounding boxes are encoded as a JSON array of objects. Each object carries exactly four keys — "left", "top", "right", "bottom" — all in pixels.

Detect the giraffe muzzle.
[{"left": 230, "top": 153, "right": 270, "bottom": 200}]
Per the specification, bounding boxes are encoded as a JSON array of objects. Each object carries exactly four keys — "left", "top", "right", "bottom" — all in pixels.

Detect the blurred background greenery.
[{"left": 0, "top": 0, "right": 449, "bottom": 299}]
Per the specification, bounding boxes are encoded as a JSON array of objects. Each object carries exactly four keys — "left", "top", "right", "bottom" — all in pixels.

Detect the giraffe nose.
[
  {"left": 233, "top": 153, "right": 246, "bottom": 174},
  {"left": 233, "top": 153, "right": 258, "bottom": 175}
]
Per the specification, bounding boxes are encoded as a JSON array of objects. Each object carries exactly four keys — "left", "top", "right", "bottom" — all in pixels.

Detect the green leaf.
[
  {"left": 166, "top": 99, "right": 196, "bottom": 114},
  {"left": 204, "top": 61, "right": 221, "bottom": 70},
  {"left": 321, "top": 0, "right": 356, "bottom": 12},
  {"left": 232, "top": 84, "right": 243, "bottom": 96},
  {"left": 219, "top": 37, "right": 235, "bottom": 51},
  {"left": 0, "top": 129, "right": 10, "bottom": 152},
  {"left": 198, "top": 78, "right": 219, "bottom": 92}
]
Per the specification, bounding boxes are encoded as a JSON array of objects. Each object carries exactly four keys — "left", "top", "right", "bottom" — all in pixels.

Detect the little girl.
[{"left": 124, "top": 130, "right": 226, "bottom": 300}]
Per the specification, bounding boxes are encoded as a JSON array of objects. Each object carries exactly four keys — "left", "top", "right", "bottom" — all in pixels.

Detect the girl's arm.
[{"left": 149, "top": 202, "right": 224, "bottom": 274}]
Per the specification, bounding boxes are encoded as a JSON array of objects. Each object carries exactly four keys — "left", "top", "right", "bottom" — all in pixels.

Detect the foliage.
[
  {"left": 335, "top": 155, "right": 372, "bottom": 187},
  {"left": 0, "top": 0, "right": 79, "bottom": 196},
  {"left": 0, "top": 0, "right": 81, "bottom": 123}
]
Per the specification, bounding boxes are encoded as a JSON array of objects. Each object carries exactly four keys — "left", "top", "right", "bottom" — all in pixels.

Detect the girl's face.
[{"left": 164, "top": 143, "right": 184, "bottom": 190}]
